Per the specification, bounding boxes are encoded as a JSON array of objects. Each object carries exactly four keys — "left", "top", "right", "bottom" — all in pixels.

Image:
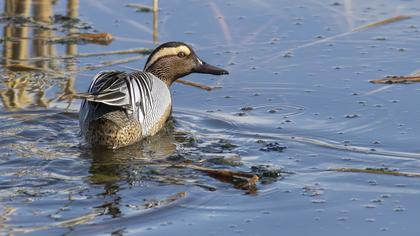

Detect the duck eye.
[{"left": 177, "top": 51, "right": 186, "bottom": 58}]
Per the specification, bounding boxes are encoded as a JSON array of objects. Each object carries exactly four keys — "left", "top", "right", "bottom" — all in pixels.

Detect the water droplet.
[
  {"left": 371, "top": 199, "right": 383, "bottom": 204},
  {"left": 337, "top": 217, "right": 348, "bottom": 222},
  {"left": 283, "top": 51, "right": 293, "bottom": 58},
  {"left": 363, "top": 204, "right": 376, "bottom": 209},
  {"left": 393, "top": 206, "right": 405, "bottom": 212},
  {"left": 311, "top": 199, "right": 326, "bottom": 204},
  {"left": 345, "top": 114, "right": 360, "bottom": 118},
  {"left": 380, "top": 194, "right": 391, "bottom": 199},
  {"left": 368, "top": 179, "right": 377, "bottom": 185}
]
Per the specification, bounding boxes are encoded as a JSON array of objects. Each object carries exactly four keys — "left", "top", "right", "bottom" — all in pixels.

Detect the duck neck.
[{"left": 146, "top": 65, "right": 177, "bottom": 86}]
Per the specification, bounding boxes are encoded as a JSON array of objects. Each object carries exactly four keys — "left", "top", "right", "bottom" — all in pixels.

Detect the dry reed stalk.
[
  {"left": 352, "top": 15, "right": 411, "bottom": 32},
  {"left": 126, "top": 3, "right": 153, "bottom": 12},
  {"left": 52, "top": 32, "right": 114, "bottom": 45},
  {"left": 370, "top": 76, "right": 420, "bottom": 84},
  {"left": 176, "top": 79, "right": 221, "bottom": 91},
  {"left": 330, "top": 167, "right": 420, "bottom": 177},
  {"left": 176, "top": 163, "right": 259, "bottom": 191},
  {"left": 78, "top": 55, "right": 145, "bottom": 71}
]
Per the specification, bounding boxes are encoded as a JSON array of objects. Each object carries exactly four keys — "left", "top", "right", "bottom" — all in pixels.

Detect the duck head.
[{"left": 144, "top": 42, "right": 229, "bottom": 86}]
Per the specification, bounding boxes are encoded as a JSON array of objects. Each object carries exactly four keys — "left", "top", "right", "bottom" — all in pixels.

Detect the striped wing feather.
[
  {"left": 80, "top": 71, "right": 155, "bottom": 121},
  {"left": 85, "top": 71, "right": 132, "bottom": 108}
]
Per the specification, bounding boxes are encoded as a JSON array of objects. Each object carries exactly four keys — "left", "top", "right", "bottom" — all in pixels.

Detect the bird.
[{"left": 79, "top": 42, "right": 229, "bottom": 149}]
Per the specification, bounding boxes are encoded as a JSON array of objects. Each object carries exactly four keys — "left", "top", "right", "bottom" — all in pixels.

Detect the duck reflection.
[
  {"left": 89, "top": 127, "right": 177, "bottom": 184},
  {"left": 87, "top": 124, "right": 178, "bottom": 217}
]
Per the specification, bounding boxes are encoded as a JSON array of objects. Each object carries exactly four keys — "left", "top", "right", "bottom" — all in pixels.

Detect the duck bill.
[{"left": 193, "top": 60, "right": 229, "bottom": 75}]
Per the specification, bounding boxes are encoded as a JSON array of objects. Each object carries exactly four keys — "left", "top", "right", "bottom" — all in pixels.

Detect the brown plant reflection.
[
  {"left": 0, "top": 0, "right": 160, "bottom": 111},
  {"left": 0, "top": 0, "right": 162, "bottom": 111},
  {"left": 153, "top": 0, "right": 158, "bottom": 44},
  {"left": 0, "top": 0, "right": 79, "bottom": 111}
]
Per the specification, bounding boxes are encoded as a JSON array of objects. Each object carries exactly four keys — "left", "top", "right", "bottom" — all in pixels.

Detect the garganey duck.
[{"left": 79, "top": 42, "right": 228, "bottom": 149}]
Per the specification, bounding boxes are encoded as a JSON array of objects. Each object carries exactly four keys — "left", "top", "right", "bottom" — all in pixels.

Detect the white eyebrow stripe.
[{"left": 145, "top": 45, "right": 191, "bottom": 70}]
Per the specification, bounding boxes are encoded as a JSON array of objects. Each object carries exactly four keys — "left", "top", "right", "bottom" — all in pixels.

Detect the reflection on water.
[
  {"left": 1, "top": 0, "right": 78, "bottom": 110},
  {"left": 0, "top": 0, "right": 158, "bottom": 110},
  {"left": 0, "top": 72, "right": 52, "bottom": 109},
  {"left": 89, "top": 126, "right": 177, "bottom": 186},
  {"left": 87, "top": 125, "right": 178, "bottom": 219}
]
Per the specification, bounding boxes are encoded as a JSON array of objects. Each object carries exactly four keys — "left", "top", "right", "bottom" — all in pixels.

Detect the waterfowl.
[{"left": 79, "top": 42, "right": 229, "bottom": 149}]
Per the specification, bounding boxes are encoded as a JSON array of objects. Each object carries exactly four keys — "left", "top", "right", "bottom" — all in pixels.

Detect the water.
[{"left": 1, "top": 0, "right": 420, "bottom": 235}]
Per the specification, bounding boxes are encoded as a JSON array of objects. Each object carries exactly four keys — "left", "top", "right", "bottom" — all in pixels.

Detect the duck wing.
[
  {"left": 80, "top": 70, "right": 156, "bottom": 125},
  {"left": 84, "top": 71, "right": 132, "bottom": 108}
]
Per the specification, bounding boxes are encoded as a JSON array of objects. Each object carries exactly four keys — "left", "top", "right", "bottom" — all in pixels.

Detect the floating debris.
[
  {"left": 79, "top": 55, "right": 145, "bottom": 71},
  {"left": 353, "top": 15, "right": 411, "bottom": 32},
  {"left": 175, "top": 164, "right": 259, "bottom": 192},
  {"left": 393, "top": 206, "right": 405, "bottom": 212},
  {"left": 235, "top": 112, "right": 247, "bottom": 116},
  {"left": 52, "top": 14, "right": 92, "bottom": 30},
  {"left": 241, "top": 106, "right": 254, "bottom": 111},
  {"left": 50, "top": 32, "right": 114, "bottom": 45},
  {"left": 370, "top": 75, "right": 420, "bottom": 84},
  {"left": 207, "top": 155, "right": 242, "bottom": 167},
  {"left": 260, "top": 142, "right": 287, "bottom": 152},
  {"left": 283, "top": 51, "right": 293, "bottom": 58},
  {"left": 344, "top": 114, "right": 360, "bottom": 119},
  {"left": 166, "top": 154, "right": 190, "bottom": 163},
  {"left": 143, "top": 192, "right": 187, "bottom": 209},
  {"left": 200, "top": 139, "right": 238, "bottom": 153},
  {"left": 177, "top": 79, "right": 221, "bottom": 91},
  {"left": 303, "top": 185, "right": 325, "bottom": 197},
  {"left": 329, "top": 167, "right": 420, "bottom": 177},
  {"left": 251, "top": 165, "right": 284, "bottom": 184},
  {"left": 126, "top": 3, "right": 154, "bottom": 12},
  {"left": 311, "top": 199, "right": 326, "bottom": 204}
]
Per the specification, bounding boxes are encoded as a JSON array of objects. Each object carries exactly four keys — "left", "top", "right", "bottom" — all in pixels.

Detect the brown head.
[{"left": 144, "top": 42, "right": 229, "bottom": 86}]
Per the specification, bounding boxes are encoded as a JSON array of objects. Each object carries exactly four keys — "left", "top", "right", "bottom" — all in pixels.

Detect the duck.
[{"left": 79, "top": 42, "right": 229, "bottom": 149}]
